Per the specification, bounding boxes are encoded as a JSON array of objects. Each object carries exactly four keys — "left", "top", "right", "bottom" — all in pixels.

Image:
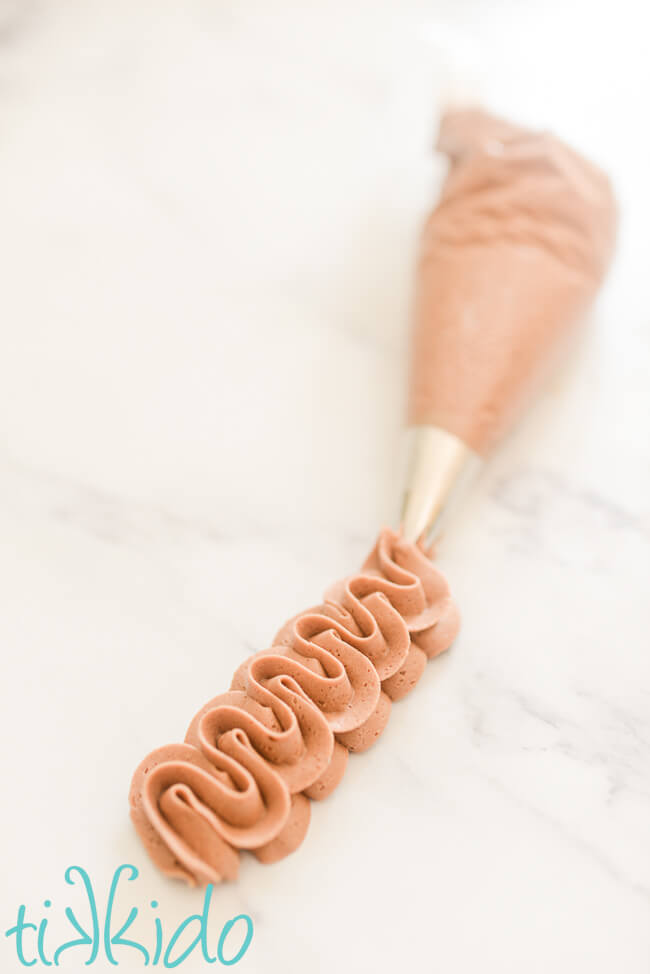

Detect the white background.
[{"left": 0, "top": 1, "right": 648, "bottom": 971}]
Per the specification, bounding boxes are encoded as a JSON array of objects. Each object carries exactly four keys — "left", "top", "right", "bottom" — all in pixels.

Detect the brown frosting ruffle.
[{"left": 129, "top": 528, "right": 459, "bottom": 885}]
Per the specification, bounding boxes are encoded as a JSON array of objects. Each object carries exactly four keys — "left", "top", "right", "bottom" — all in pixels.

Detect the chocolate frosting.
[
  {"left": 128, "top": 110, "right": 617, "bottom": 886},
  {"left": 409, "top": 108, "right": 617, "bottom": 454},
  {"left": 129, "top": 529, "right": 459, "bottom": 885}
]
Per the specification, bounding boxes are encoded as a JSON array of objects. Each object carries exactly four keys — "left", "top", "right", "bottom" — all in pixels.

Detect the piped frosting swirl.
[{"left": 129, "top": 529, "right": 459, "bottom": 885}]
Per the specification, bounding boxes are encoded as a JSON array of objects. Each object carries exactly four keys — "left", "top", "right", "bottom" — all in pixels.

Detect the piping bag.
[
  {"left": 401, "top": 107, "right": 616, "bottom": 545},
  {"left": 128, "top": 108, "right": 617, "bottom": 886}
]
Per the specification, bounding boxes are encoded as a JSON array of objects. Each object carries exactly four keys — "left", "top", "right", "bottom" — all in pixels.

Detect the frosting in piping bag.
[
  {"left": 409, "top": 108, "right": 617, "bottom": 454},
  {"left": 129, "top": 529, "right": 459, "bottom": 885}
]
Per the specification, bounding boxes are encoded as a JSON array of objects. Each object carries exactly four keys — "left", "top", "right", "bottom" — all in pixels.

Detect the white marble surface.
[{"left": 1, "top": 1, "right": 649, "bottom": 971}]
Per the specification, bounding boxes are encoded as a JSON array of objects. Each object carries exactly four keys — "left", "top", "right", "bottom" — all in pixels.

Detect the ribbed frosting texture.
[{"left": 129, "top": 529, "right": 459, "bottom": 886}]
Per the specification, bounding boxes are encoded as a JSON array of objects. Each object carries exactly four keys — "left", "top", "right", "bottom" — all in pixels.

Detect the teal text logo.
[{"left": 5, "top": 865, "right": 253, "bottom": 968}]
